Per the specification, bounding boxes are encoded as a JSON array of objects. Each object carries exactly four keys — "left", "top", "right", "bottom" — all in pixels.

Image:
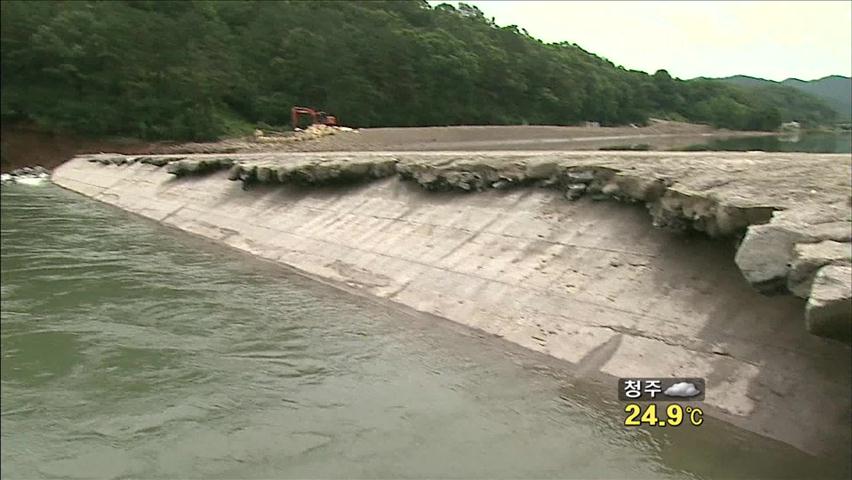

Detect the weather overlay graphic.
[{"left": 618, "top": 378, "right": 705, "bottom": 428}]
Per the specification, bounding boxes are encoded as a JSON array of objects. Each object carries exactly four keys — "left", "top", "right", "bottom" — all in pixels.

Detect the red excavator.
[{"left": 291, "top": 106, "right": 338, "bottom": 130}]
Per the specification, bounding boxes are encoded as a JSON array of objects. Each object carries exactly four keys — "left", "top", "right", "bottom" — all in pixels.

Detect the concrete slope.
[
  {"left": 78, "top": 150, "right": 852, "bottom": 337},
  {"left": 52, "top": 153, "right": 850, "bottom": 456}
]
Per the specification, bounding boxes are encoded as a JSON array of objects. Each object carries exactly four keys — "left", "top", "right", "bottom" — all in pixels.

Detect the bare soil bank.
[{"left": 0, "top": 125, "right": 173, "bottom": 173}]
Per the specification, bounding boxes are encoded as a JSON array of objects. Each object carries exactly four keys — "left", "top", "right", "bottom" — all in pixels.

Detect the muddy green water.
[{"left": 0, "top": 185, "right": 846, "bottom": 479}]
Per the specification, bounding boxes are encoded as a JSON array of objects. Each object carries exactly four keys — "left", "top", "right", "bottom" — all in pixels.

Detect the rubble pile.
[{"left": 253, "top": 124, "right": 359, "bottom": 144}]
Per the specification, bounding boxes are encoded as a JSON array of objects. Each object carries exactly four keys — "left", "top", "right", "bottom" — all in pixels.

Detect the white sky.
[{"left": 432, "top": 1, "right": 852, "bottom": 81}]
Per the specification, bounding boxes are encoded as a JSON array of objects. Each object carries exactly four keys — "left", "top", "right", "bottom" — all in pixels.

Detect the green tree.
[{"left": 0, "top": 0, "right": 838, "bottom": 140}]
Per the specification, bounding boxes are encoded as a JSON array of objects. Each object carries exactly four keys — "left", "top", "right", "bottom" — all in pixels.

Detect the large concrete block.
[
  {"left": 805, "top": 265, "right": 852, "bottom": 341},
  {"left": 788, "top": 241, "right": 852, "bottom": 298},
  {"left": 735, "top": 223, "right": 810, "bottom": 292}
]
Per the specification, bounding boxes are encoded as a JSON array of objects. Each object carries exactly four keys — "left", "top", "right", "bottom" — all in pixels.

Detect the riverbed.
[{"left": 1, "top": 184, "right": 847, "bottom": 479}]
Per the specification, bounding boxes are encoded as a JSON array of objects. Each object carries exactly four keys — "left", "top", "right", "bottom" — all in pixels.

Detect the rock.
[
  {"left": 370, "top": 160, "right": 397, "bottom": 178},
  {"left": 735, "top": 223, "right": 811, "bottom": 293},
  {"left": 565, "top": 169, "right": 595, "bottom": 183},
  {"left": 736, "top": 218, "right": 851, "bottom": 293},
  {"left": 645, "top": 189, "right": 741, "bottom": 237},
  {"left": 525, "top": 161, "right": 558, "bottom": 180},
  {"left": 165, "top": 157, "right": 234, "bottom": 177},
  {"left": 564, "top": 183, "right": 586, "bottom": 200},
  {"left": 238, "top": 165, "right": 257, "bottom": 183},
  {"left": 227, "top": 164, "right": 242, "bottom": 181},
  {"left": 601, "top": 182, "right": 620, "bottom": 196},
  {"left": 805, "top": 265, "right": 852, "bottom": 341},
  {"left": 536, "top": 177, "right": 559, "bottom": 188},
  {"left": 772, "top": 204, "right": 851, "bottom": 231},
  {"left": 166, "top": 160, "right": 190, "bottom": 175},
  {"left": 139, "top": 156, "right": 176, "bottom": 167},
  {"left": 788, "top": 241, "right": 852, "bottom": 298},
  {"left": 614, "top": 175, "right": 667, "bottom": 202},
  {"left": 256, "top": 166, "right": 273, "bottom": 183},
  {"left": 341, "top": 161, "right": 370, "bottom": 178}
]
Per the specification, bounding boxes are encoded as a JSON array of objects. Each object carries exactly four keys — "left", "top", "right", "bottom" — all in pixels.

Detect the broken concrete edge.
[
  {"left": 788, "top": 241, "right": 852, "bottom": 298},
  {"left": 87, "top": 155, "right": 243, "bottom": 176},
  {"left": 806, "top": 265, "right": 852, "bottom": 342},
  {"left": 215, "top": 157, "right": 780, "bottom": 237},
  {"left": 79, "top": 153, "right": 852, "bottom": 341},
  {"left": 225, "top": 159, "right": 398, "bottom": 186},
  {"left": 87, "top": 155, "right": 189, "bottom": 168}
]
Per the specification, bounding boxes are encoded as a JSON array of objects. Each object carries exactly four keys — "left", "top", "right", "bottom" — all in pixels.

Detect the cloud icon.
[{"left": 664, "top": 382, "right": 701, "bottom": 397}]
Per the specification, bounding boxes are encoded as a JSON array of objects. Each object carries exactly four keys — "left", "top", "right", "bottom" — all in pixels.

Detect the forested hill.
[
  {"left": 710, "top": 75, "right": 852, "bottom": 121},
  {"left": 0, "top": 1, "right": 840, "bottom": 141}
]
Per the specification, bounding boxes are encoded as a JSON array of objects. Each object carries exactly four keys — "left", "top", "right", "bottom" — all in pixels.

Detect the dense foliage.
[{"left": 0, "top": 1, "right": 839, "bottom": 141}]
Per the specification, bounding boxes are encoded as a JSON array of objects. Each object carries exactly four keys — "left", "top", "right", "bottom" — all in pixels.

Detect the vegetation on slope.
[
  {"left": 783, "top": 76, "right": 851, "bottom": 121},
  {"left": 0, "top": 1, "right": 840, "bottom": 141},
  {"left": 714, "top": 75, "right": 851, "bottom": 122}
]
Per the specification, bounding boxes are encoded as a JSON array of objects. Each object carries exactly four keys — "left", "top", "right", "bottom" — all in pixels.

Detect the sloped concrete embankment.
[
  {"left": 86, "top": 151, "right": 851, "bottom": 341},
  {"left": 53, "top": 152, "right": 851, "bottom": 456}
]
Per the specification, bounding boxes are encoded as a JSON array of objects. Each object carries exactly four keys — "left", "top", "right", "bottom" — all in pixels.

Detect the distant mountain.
[
  {"left": 709, "top": 75, "right": 851, "bottom": 121},
  {"left": 782, "top": 76, "right": 851, "bottom": 121}
]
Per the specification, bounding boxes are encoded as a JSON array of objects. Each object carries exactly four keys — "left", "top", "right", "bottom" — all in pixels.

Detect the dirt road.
[
  {"left": 287, "top": 122, "right": 764, "bottom": 151},
  {"left": 161, "top": 121, "right": 775, "bottom": 154}
]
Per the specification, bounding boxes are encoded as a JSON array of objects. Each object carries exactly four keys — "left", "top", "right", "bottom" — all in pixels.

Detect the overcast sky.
[{"left": 433, "top": 1, "right": 851, "bottom": 81}]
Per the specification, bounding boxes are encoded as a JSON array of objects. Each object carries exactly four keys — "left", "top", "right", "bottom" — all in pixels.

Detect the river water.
[
  {"left": 678, "top": 131, "right": 852, "bottom": 153},
  {"left": 1, "top": 184, "right": 846, "bottom": 479}
]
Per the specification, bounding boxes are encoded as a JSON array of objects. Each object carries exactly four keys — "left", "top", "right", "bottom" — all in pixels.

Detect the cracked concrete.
[
  {"left": 84, "top": 151, "right": 852, "bottom": 341},
  {"left": 56, "top": 151, "right": 851, "bottom": 455}
]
